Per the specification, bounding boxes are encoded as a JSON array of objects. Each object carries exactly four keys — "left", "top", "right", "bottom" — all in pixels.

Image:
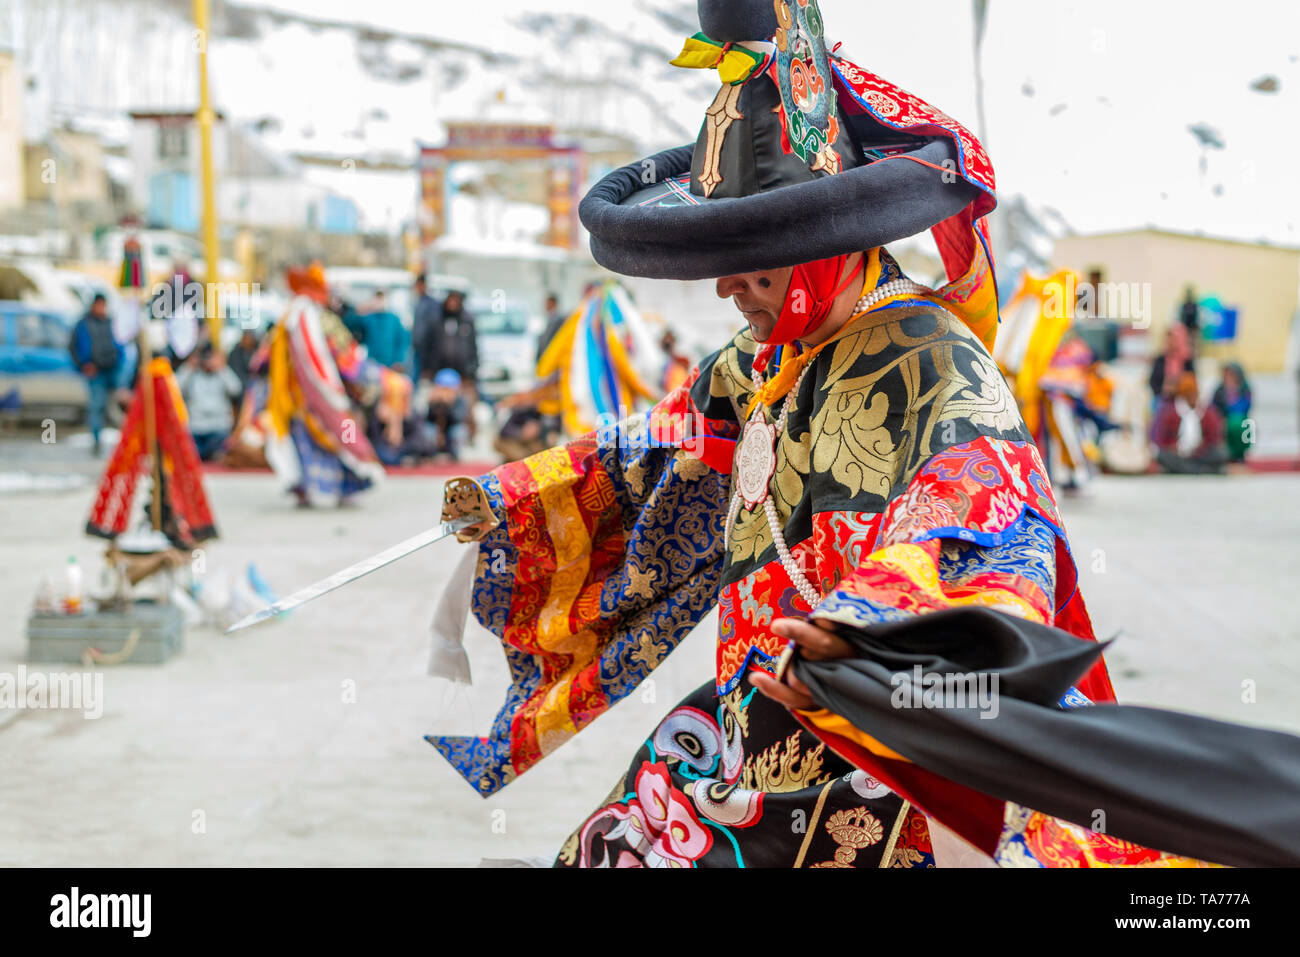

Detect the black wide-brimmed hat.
[{"left": 580, "top": 0, "right": 999, "bottom": 293}]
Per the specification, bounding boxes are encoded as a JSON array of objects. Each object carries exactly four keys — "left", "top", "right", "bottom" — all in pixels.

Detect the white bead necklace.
[
  {"left": 853, "top": 277, "right": 932, "bottom": 315},
  {"left": 724, "top": 274, "right": 934, "bottom": 611}
]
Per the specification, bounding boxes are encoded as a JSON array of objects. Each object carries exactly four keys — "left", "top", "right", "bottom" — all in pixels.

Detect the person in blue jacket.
[
  {"left": 358, "top": 291, "right": 409, "bottom": 371},
  {"left": 68, "top": 294, "right": 125, "bottom": 455}
]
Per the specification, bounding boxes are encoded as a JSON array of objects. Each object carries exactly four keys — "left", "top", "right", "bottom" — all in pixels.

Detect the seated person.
[
  {"left": 493, "top": 378, "right": 561, "bottom": 462},
  {"left": 411, "top": 368, "right": 469, "bottom": 460},
  {"left": 176, "top": 343, "right": 243, "bottom": 461},
  {"left": 1211, "top": 361, "right": 1253, "bottom": 462},
  {"left": 1152, "top": 371, "right": 1227, "bottom": 474}
]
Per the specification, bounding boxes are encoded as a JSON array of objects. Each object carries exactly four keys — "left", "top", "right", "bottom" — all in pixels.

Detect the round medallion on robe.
[{"left": 736, "top": 419, "right": 779, "bottom": 508}]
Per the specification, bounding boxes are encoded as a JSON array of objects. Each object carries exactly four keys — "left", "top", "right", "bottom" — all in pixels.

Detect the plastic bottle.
[
  {"left": 63, "top": 556, "right": 83, "bottom": 615},
  {"left": 34, "top": 576, "right": 56, "bottom": 615}
]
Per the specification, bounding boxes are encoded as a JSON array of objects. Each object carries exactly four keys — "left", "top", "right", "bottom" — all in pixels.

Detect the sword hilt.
[{"left": 440, "top": 477, "right": 501, "bottom": 543}]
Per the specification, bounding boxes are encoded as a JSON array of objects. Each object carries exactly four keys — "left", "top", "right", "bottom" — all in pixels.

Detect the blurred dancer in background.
[{"left": 257, "top": 263, "right": 390, "bottom": 506}]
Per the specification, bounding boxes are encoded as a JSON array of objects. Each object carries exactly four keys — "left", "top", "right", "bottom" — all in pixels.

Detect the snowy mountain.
[
  {"left": 8, "top": 0, "right": 715, "bottom": 160},
  {"left": 5, "top": 0, "right": 728, "bottom": 232},
  {"left": 9, "top": 0, "right": 1297, "bottom": 247}
]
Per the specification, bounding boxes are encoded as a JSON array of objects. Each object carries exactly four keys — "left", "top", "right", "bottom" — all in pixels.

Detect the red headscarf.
[{"left": 754, "top": 252, "right": 864, "bottom": 371}]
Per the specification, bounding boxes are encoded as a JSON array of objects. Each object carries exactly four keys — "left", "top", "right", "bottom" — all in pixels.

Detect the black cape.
[{"left": 791, "top": 606, "right": 1300, "bottom": 867}]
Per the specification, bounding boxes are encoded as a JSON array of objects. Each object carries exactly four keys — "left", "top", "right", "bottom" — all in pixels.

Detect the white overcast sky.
[{"left": 247, "top": 0, "right": 1300, "bottom": 244}]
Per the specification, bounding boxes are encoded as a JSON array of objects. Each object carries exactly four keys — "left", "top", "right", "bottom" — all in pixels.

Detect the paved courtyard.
[{"left": 1, "top": 464, "right": 1298, "bottom": 865}]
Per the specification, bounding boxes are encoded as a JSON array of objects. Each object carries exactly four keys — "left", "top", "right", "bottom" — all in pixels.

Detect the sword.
[{"left": 225, "top": 477, "right": 499, "bottom": 634}]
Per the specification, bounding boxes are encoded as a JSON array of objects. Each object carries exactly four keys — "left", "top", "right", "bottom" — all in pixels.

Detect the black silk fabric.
[
  {"left": 579, "top": 139, "right": 980, "bottom": 280},
  {"left": 688, "top": 71, "right": 865, "bottom": 200},
  {"left": 791, "top": 606, "right": 1300, "bottom": 867},
  {"left": 698, "top": 0, "right": 778, "bottom": 42}
]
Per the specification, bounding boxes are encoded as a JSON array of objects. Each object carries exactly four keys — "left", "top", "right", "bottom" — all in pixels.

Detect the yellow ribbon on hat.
[{"left": 670, "top": 33, "right": 767, "bottom": 85}]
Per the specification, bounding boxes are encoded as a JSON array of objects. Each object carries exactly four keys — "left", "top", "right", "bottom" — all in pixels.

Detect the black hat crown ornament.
[
  {"left": 579, "top": 0, "right": 1003, "bottom": 352},
  {"left": 678, "top": 0, "right": 860, "bottom": 199}
]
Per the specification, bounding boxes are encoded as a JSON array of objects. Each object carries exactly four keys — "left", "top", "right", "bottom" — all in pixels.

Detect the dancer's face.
[{"left": 716, "top": 267, "right": 793, "bottom": 342}]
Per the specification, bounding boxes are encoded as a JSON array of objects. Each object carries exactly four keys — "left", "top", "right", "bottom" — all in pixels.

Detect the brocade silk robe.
[{"left": 430, "top": 256, "right": 1141, "bottom": 868}]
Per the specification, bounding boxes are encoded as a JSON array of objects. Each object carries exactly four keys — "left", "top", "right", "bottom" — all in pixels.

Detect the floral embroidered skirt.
[{"left": 554, "top": 678, "right": 932, "bottom": 868}]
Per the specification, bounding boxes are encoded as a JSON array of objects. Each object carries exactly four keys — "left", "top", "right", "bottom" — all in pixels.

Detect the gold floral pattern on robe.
[{"left": 707, "top": 306, "right": 1029, "bottom": 576}]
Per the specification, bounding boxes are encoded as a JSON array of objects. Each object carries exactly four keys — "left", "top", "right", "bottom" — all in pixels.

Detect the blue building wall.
[
  {"left": 320, "top": 193, "right": 359, "bottom": 234},
  {"left": 147, "top": 170, "right": 198, "bottom": 232}
]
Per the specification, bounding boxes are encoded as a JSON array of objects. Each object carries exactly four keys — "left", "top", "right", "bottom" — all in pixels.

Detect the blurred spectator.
[
  {"left": 365, "top": 405, "right": 404, "bottom": 467},
  {"left": 419, "top": 290, "right": 479, "bottom": 444},
  {"left": 68, "top": 293, "right": 125, "bottom": 456},
  {"left": 359, "top": 370, "right": 411, "bottom": 468},
  {"left": 227, "top": 328, "right": 260, "bottom": 391},
  {"left": 537, "top": 292, "right": 566, "bottom": 363},
  {"left": 176, "top": 343, "right": 242, "bottom": 461},
  {"left": 1152, "top": 371, "right": 1226, "bottom": 474},
  {"left": 493, "top": 381, "right": 561, "bottom": 462},
  {"left": 335, "top": 294, "right": 366, "bottom": 344},
  {"left": 423, "top": 368, "right": 469, "bottom": 459},
  {"left": 1148, "top": 321, "right": 1195, "bottom": 405},
  {"left": 660, "top": 328, "right": 692, "bottom": 393},
  {"left": 411, "top": 274, "right": 439, "bottom": 379},
  {"left": 489, "top": 292, "right": 566, "bottom": 464},
  {"left": 494, "top": 407, "right": 548, "bottom": 461},
  {"left": 418, "top": 291, "right": 478, "bottom": 385},
  {"left": 1212, "top": 361, "right": 1253, "bottom": 462},
  {"left": 359, "top": 291, "right": 409, "bottom": 370},
  {"left": 1179, "top": 286, "right": 1201, "bottom": 340},
  {"left": 161, "top": 264, "right": 200, "bottom": 368}
]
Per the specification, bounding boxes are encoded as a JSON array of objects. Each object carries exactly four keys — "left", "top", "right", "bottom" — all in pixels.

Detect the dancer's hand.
[
  {"left": 750, "top": 617, "right": 853, "bottom": 711},
  {"left": 771, "top": 617, "right": 854, "bottom": 660}
]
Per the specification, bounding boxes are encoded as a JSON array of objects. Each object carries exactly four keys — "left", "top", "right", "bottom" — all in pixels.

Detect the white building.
[{"left": 127, "top": 110, "right": 356, "bottom": 234}]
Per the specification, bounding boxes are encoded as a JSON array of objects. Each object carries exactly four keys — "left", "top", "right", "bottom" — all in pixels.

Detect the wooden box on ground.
[{"left": 26, "top": 603, "right": 185, "bottom": 665}]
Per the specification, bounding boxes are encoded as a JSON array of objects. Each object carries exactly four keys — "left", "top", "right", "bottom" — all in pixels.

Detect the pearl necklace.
[
  {"left": 854, "top": 277, "right": 933, "bottom": 315},
  {"left": 724, "top": 274, "right": 935, "bottom": 611}
]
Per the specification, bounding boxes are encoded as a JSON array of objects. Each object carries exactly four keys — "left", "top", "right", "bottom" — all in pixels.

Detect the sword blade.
[{"left": 225, "top": 519, "right": 474, "bottom": 634}]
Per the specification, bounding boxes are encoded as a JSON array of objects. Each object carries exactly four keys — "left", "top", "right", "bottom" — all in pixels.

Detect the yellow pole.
[{"left": 194, "top": 0, "right": 222, "bottom": 350}]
